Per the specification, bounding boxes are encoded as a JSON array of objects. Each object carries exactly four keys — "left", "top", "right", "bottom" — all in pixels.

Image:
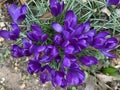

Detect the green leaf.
[{"left": 101, "top": 66, "right": 119, "bottom": 76}]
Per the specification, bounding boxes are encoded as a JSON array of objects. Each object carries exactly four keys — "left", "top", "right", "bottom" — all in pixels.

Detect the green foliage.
[
  {"left": 0, "top": 49, "right": 10, "bottom": 63},
  {"left": 101, "top": 66, "right": 120, "bottom": 76}
]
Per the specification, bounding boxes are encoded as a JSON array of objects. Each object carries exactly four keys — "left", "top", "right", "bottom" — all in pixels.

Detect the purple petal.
[
  {"left": 52, "top": 22, "right": 63, "bottom": 33},
  {"left": 40, "top": 56, "right": 51, "bottom": 63},
  {"left": 31, "top": 24, "right": 42, "bottom": 34},
  {"left": 74, "top": 24, "right": 84, "bottom": 35},
  {"left": 65, "top": 10, "right": 77, "bottom": 28},
  {"left": 40, "top": 65, "right": 52, "bottom": 83},
  {"left": 101, "top": 50, "right": 116, "bottom": 58},
  {"left": 66, "top": 68, "right": 85, "bottom": 85},
  {"left": 95, "top": 31, "right": 109, "bottom": 38},
  {"left": 62, "top": 40, "right": 70, "bottom": 47},
  {"left": 51, "top": 46, "right": 59, "bottom": 57},
  {"left": 106, "top": 0, "right": 120, "bottom": 6},
  {"left": 0, "top": 30, "right": 10, "bottom": 39},
  {"left": 79, "top": 56, "right": 98, "bottom": 66},
  {"left": 27, "top": 59, "right": 41, "bottom": 75},
  {"left": 21, "top": 5, "right": 27, "bottom": 14},
  {"left": 104, "top": 37, "right": 118, "bottom": 50},
  {"left": 50, "top": 0, "right": 57, "bottom": 6},
  {"left": 65, "top": 45, "right": 75, "bottom": 54},
  {"left": 50, "top": 7, "right": 59, "bottom": 17},
  {"left": 53, "top": 34, "right": 64, "bottom": 45},
  {"left": 62, "top": 56, "right": 71, "bottom": 68},
  {"left": 62, "top": 30, "right": 70, "bottom": 39},
  {"left": 52, "top": 71, "right": 67, "bottom": 88},
  {"left": 40, "top": 34, "right": 48, "bottom": 42},
  {"left": 17, "top": 14, "right": 26, "bottom": 23},
  {"left": 93, "top": 37, "right": 106, "bottom": 48},
  {"left": 83, "top": 21, "right": 91, "bottom": 32},
  {"left": 11, "top": 45, "right": 23, "bottom": 58}
]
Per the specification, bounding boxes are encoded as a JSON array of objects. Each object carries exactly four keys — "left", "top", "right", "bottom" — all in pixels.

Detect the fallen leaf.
[
  {"left": 39, "top": 12, "right": 52, "bottom": 21},
  {"left": 96, "top": 74, "right": 119, "bottom": 83},
  {"left": 101, "top": 7, "right": 111, "bottom": 17},
  {"left": 85, "top": 76, "right": 95, "bottom": 90}
]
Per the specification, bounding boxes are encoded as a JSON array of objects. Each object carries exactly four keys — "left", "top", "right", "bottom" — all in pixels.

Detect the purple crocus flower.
[
  {"left": 11, "top": 45, "right": 23, "bottom": 58},
  {"left": 100, "top": 37, "right": 118, "bottom": 58},
  {"left": 40, "top": 65, "right": 54, "bottom": 83},
  {"left": 0, "top": 23, "right": 20, "bottom": 40},
  {"left": 62, "top": 54, "right": 77, "bottom": 68},
  {"left": 52, "top": 71, "right": 67, "bottom": 88},
  {"left": 22, "top": 38, "right": 38, "bottom": 56},
  {"left": 7, "top": 3, "right": 27, "bottom": 23},
  {"left": 79, "top": 56, "right": 98, "bottom": 66},
  {"left": 50, "top": 0, "right": 64, "bottom": 17},
  {"left": 66, "top": 68, "right": 85, "bottom": 85},
  {"left": 27, "top": 24, "right": 48, "bottom": 42},
  {"left": 92, "top": 31, "right": 118, "bottom": 58},
  {"left": 27, "top": 58, "right": 41, "bottom": 75},
  {"left": 106, "top": 0, "right": 120, "bottom": 6},
  {"left": 35, "top": 45, "right": 59, "bottom": 63}
]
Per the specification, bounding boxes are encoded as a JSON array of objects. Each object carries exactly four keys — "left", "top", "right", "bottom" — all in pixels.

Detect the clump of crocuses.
[{"left": 0, "top": 0, "right": 118, "bottom": 89}]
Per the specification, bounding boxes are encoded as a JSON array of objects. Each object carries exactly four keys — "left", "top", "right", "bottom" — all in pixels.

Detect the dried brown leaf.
[{"left": 101, "top": 7, "right": 111, "bottom": 17}]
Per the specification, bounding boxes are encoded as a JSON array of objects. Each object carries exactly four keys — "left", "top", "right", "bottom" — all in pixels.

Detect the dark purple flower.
[
  {"left": 35, "top": 45, "right": 59, "bottom": 63},
  {"left": 53, "top": 34, "right": 64, "bottom": 45},
  {"left": 106, "top": 0, "right": 120, "bottom": 6},
  {"left": 27, "top": 59, "right": 41, "bottom": 75},
  {"left": 100, "top": 37, "right": 118, "bottom": 58},
  {"left": 40, "top": 65, "right": 53, "bottom": 83},
  {"left": 50, "top": 0, "right": 64, "bottom": 17},
  {"left": 7, "top": 4, "right": 27, "bottom": 23},
  {"left": 62, "top": 54, "right": 77, "bottom": 68},
  {"left": 52, "top": 71, "right": 67, "bottom": 88},
  {"left": 27, "top": 24, "right": 48, "bottom": 42},
  {"left": 11, "top": 45, "right": 23, "bottom": 58},
  {"left": 22, "top": 38, "right": 37, "bottom": 56},
  {"left": 79, "top": 56, "right": 98, "bottom": 66},
  {"left": 64, "top": 10, "right": 77, "bottom": 29},
  {"left": 0, "top": 23, "right": 20, "bottom": 40},
  {"left": 66, "top": 68, "right": 85, "bottom": 85},
  {"left": 92, "top": 31, "right": 118, "bottom": 58}
]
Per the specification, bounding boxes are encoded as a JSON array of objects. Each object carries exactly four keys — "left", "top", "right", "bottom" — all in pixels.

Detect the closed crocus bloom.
[
  {"left": 50, "top": 0, "right": 64, "bottom": 17},
  {"left": 64, "top": 10, "right": 77, "bottom": 29},
  {"left": 22, "top": 38, "right": 38, "bottom": 56},
  {"left": 0, "top": 22, "right": 20, "bottom": 40},
  {"left": 53, "top": 34, "right": 64, "bottom": 45},
  {"left": 27, "top": 24, "right": 48, "bottom": 42},
  {"left": 79, "top": 56, "right": 98, "bottom": 66},
  {"left": 100, "top": 37, "right": 118, "bottom": 58},
  {"left": 11, "top": 45, "right": 23, "bottom": 58},
  {"left": 27, "top": 59, "right": 41, "bottom": 75},
  {"left": 66, "top": 68, "right": 85, "bottom": 85},
  {"left": 106, "top": 0, "right": 120, "bottom": 6},
  {"left": 52, "top": 71, "right": 67, "bottom": 88},
  {"left": 40, "top": 65, "right": 53, "bottom": 83},
  {"left": 7, "top": 4, "right": 27, "bottom": 23},
  {"left": 35, "top": 45, "right": 59, "bottom": 63}
]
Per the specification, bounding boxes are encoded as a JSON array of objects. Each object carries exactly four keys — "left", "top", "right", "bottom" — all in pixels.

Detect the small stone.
[
  {"left": 20, "top": 83, "right": 26, "bottom": 89},
  {"left": 22, "top": 74, "right": 27, "bottom": 80},
  {"left": 14, "top": 66, "right": 18, "bottom": 71},
  {"left": 0, "top": 38, "right": 4, "bottom": 42}
]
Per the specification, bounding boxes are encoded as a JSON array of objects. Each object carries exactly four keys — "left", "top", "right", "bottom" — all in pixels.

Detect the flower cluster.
[{"left": 0, "top": 0, "right": 118, "bottom": 89}]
